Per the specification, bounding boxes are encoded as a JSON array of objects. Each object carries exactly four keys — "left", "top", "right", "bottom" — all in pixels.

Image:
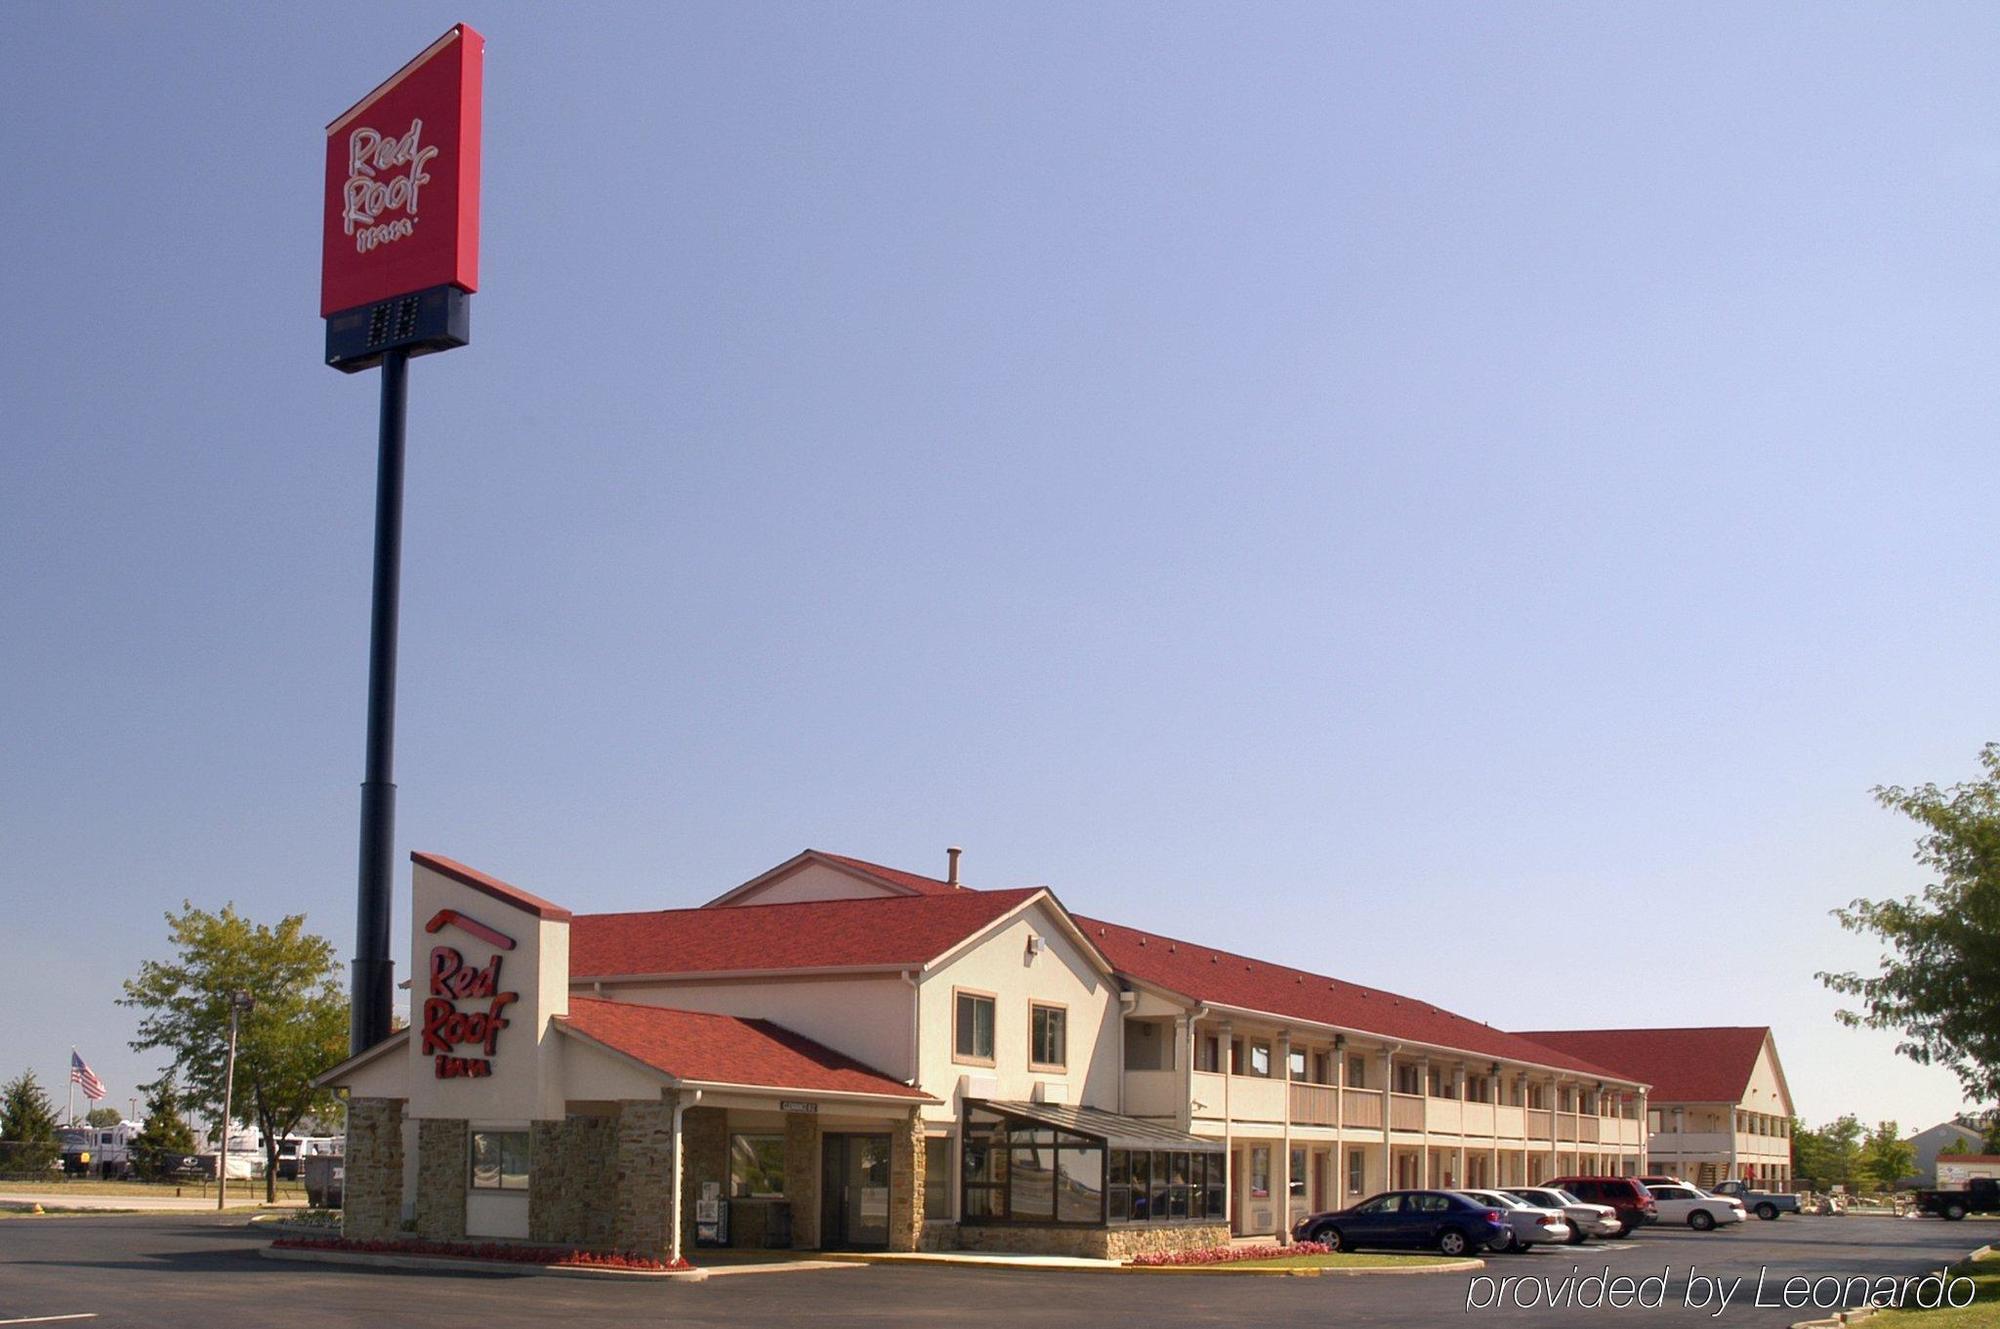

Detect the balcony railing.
[
  {"left": 1580, "top": 1117, "right": 1600, "bottom": 1144},
  {"left": 1526, "top": 1108, "right": 1552, "bottom": 1137},
  {"left": 1342, "top": 1089, "right": 1383, "bottom": 1130},
  {"left": 1388, "top": 1092, "right": 1425, "bottom": 1132},
  {"left": 1289, "top": 1083, "right": 1339, "bottom": 1127}
]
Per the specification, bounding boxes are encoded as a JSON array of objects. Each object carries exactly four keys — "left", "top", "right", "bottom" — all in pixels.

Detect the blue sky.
[{"left": 4, "top": 2, "right": 1996, "bottom": 1132}]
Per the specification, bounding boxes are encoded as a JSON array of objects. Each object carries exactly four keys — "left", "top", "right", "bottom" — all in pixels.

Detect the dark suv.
[{"left": 1546, "top": 1176, "right": 1657, "bottom": 1234}]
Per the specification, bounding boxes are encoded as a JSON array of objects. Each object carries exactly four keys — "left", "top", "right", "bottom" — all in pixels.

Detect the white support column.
[
  {"left": 1220, "top": 1021, "right": 1234, "bottom": 1233},
  {"left": 1453, "top": 1063, "right": 1467, "bottom": 1188},
  {"left": 1380, "top": 1047, "right": 1394, "bottom": 1190},
  {"left": 1332, "top": 1038, "right": 1346, "bottom": 1203},
  {"left": 1417, "top": 1056, "right": 1432, "bottom": 1187},
  {"left": 1278, "top": 1030, "right": 1293, "bottom": 1241}
]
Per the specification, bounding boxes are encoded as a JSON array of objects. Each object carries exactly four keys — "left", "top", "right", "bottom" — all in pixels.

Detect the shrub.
[
  {"left": 270, "top": 1234, "right": 691, "bottom": 1271},
  {"left": 1130, "top": 1240, "right": 1331, "bottom": 1266}
]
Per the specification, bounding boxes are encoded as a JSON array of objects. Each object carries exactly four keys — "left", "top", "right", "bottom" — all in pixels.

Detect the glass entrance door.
[{"left": 820, "top": 1134, "right": 892, "bottom": 1248}]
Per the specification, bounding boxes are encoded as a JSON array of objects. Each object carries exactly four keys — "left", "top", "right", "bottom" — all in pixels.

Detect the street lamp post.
[{"left": 217, "top": 990, "right": 255, "bottom": 1211}]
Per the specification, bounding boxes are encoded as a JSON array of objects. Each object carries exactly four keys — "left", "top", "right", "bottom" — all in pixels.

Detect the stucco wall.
[
  {"left": 591, "top": 974, "right": 913, "bottom": 1082},
  {"left": 919, "top": 901, "right": 1119, "bottom": 1120},
  {"left": 407, "top": 862, "right": 570, "bottom": 1123},
  {"left": 724, "top": 861, "right": 911, "bottom": 905}
]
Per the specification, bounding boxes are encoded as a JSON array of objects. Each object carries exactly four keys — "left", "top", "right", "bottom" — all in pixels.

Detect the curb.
[
  {"left": 812, "top": 1251, "right": 1484, "bottom": 1277},
  {"left": 259, "top": 1245, "right": 710, "bottom": 1281},
  {"left": 1788, "top": 1242, "right": 1995, "bottom": 1329},
  {"left": 1124, "top": 1257, "right": 1486, "bottom": 1278}
]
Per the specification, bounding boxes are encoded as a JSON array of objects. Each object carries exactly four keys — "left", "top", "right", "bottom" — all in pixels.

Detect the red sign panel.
[{"left": 321, "top": 24, "right": 483, "bottom": 317}]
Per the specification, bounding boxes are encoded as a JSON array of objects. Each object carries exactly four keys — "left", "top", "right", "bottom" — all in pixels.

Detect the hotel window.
[
  {"left": 1289, "top": 1147, "right": 1306, "bottom": 1199},
  {"left": 1287, "top": 1049, "right": 1307, "bottom": 1081},
  {"left": 954, "top": 990, "right": 996, "bottom": 1064},
  {"left": 1030, "top": 1003, "right": 1067, "bottom": 1070},
  {"left": 729, "top": 1134, "right": 786, "bottom": 1198},
  {"left": 469, "top": 1130, "right": 529, "bottom": 1191},
  {"left": 1347, "top": 1147, "right": 1365, "bottom": 1197},
  {"left": 1395, "top": 1062, "right": 1421, "bottom": 1095},
  {"left": 1347, "top": 1055, "right": 1366, "bottom": 1088},
  {"left": 1249, "top": 1043, "right": 1271, "bottom": 1078},
  {"left": 1196, "top": 1035, "right": 1220, "bottom": 1073}
]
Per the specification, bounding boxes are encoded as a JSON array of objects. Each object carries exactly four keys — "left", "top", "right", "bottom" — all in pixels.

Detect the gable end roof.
[{"left": 1514, "top": 1027, "right": 1773, "bottom": 1104}]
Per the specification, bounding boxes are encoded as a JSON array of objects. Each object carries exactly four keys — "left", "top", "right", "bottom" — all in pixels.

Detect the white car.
[
  {"left": 1460, "top": 1188, "right": 1571, "bottom": 1250},
  {"left": 1646, "top": 1182, "right": 1747, "bottom": 1231},
  {"left": 1506, "top": 1186, "right": 1623, "bottom": 1242}
]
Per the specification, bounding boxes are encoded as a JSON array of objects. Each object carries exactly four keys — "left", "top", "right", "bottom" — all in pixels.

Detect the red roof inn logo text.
[{"left": 421, "top": 909, "right": 518, "bottom": 1079}]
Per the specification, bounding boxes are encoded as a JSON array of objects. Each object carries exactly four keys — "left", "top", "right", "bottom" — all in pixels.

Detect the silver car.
[
  {"left": 1506, "top": 1186, "right": 1623, "bottom": 1242},
  {"left": 1459, "top": 1188, "right": 1571, "bottom": 1251}
]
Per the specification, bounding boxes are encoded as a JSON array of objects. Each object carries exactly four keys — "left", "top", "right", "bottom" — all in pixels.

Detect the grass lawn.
[
  {"left": 1227, "top": 1252, "right": 1463, "bottom": 1269},
  {"left": 1864, "top": 1253, "right": 2000, "bottom": 1329},
  {"left": 0, "top": 1179, "right": 306, "bottom": 1200}
]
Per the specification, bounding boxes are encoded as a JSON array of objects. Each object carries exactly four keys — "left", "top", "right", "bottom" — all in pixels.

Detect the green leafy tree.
[
  {"left": 1, "top": 1070, "right": 61, "bottom": 1176},
  {"left": 1793, "top": 1114, "right": 1865, "bottom": 1190},
  {"left": 85, "top": 1106, "right": 122, "bottom": 1129},
  {"left": 119, "top": 903, "right": 348, "bottom": 1202},
  {"left": 1860, "top": 1120, "right": 1916, "bottom": 1191},
  {"left": 1819, "top": 745, "right": 2000, "bottom": 1101},
  {"left": 129, "top": 1076, "right": 198, "bottom": 1180}
]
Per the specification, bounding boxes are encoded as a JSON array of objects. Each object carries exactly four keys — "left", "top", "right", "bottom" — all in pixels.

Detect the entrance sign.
[
  {"left": 321, "top": 24, "right": 483, "bottom": 318},
  {"left": 328, "top": 25, "right": 487, "bottom": 1058}
]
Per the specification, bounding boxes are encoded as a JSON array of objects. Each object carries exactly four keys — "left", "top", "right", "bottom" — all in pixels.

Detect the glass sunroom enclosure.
[{"left": 961, "top": 1100, "right": 1226, "bottom": 1228}]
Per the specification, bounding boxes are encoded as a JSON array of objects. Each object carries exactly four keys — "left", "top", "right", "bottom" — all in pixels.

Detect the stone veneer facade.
[
  {"left": 612, "top": 1094, "right": 675, "bottom": 1257},
  {"left": 529, "top": 1114, "right": 618, "bottom": 1248},
  {"left": 783, "top": 1110, "right": 821, "bottom": 1250},
  {"left": 414, "top": 1118, "right": 469, "bottom": 1239},
  {"left": 888, "top": 1107, "right": 923, "bottom": 1253},
  {"left": 341, "top": 1097, "right": 404, "bottom": 1239},
  {"left": 677, "top": 1104, "right": 728, "bottom": 1251},
  {"left": 956, "top": 1221, "right": 1230, "bottom": 1260}
]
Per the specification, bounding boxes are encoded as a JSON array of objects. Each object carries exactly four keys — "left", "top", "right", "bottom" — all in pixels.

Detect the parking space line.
[{"left": 0, "top": 1315, "right": 98, "bottom": 1325}]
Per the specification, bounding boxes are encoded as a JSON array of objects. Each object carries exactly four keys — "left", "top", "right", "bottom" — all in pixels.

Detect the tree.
[
  {"left": 1819, "top": 744, "right": 2000, "bottom": 1102},
  {"left": 119, "top": 903, "right": 348, "bottom": 1202},
  {"left": 1793, "top": 1114, "right": 1865, "bottom": 1190},
  {"left": 129, "top": 1076, "right": 198, "bottom": 1181},
  {"left": 85, "top": 1106, "right": 122, "bottom": 1129},
  {"left": 1, "top": 1070, "right": 61, "bottom": 1176},
  {"left": 1860, "top": 1120, "right": 1916, "bottom": 1191}
]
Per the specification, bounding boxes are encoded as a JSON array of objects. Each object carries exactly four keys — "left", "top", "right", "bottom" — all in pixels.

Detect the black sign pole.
[{"left": 352, "top": 346, "right": 409, "bottom": 1056}]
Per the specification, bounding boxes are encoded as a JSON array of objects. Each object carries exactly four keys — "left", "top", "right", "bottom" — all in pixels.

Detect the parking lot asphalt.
[{"left": 0, "top": 1212, "right": 1992, "bottom": 1329}]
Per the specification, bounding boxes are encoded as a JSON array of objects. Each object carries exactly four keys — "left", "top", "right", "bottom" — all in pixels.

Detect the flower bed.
[
  {"left": 269, "top": 1234, "right": 690, "bottom": 1271},
  {"left": 1130, "top": 1241, "right": 1330, "bottom": 1267}
]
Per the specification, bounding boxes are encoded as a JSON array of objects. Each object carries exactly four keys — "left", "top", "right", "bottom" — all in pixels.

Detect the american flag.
[{"left": 70, "top": 1050, "right": 106, "bottom": 1102}]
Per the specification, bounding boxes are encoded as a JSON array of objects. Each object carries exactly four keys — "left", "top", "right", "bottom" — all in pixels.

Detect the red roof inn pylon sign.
[{"left": 324, "top": 25, "right": 485, "bottom": 1056}]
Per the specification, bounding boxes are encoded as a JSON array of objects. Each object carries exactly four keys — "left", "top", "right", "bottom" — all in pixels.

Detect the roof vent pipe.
[{"left": 946, "top": 846, "right": 962, "bottom": 886}]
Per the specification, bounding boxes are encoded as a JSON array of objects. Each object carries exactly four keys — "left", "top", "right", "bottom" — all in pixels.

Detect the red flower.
[{"left": 269, "top": 1235, "right": 690, "bottom": 1271}]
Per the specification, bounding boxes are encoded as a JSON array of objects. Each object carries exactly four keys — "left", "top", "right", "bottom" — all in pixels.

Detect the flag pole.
[{"left": 67, "top": 1048, "right": 75, "bottom": 1129}]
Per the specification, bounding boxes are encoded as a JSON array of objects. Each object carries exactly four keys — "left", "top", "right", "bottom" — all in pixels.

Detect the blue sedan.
[{"left": 1291, "top": 1189, "right": 1510, "bottom": 1256}]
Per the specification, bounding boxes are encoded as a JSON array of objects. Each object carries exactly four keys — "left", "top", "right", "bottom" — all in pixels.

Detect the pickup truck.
[
  {"left": 1914, "top": 1178, "right": 2000, "bottom": 1221},
  {"left": 1708, "top": 1180, "right": 1802, "bottom": 1220}
]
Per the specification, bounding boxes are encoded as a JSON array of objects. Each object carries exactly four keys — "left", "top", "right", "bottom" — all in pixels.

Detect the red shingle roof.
[
  {"left": 557, "top": 997, "right": 928, "bottom": 1099},
  {"left": 817, "top": 852, "right": 971, "bottom": 896},
  {"left": 1514, "top": 1027, "right": 1771, "bottom": 1103},
  {"left": 571, "top": 888, "right": 1044, "bottom": 978},
  {"left": 1078, "top": 915, "right": 1638, "bottom": 1082}
]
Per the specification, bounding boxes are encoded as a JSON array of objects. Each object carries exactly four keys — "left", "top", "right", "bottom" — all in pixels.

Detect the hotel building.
[{"left": 323, "top": 848, "right": 1684, "bottom": 1260}]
